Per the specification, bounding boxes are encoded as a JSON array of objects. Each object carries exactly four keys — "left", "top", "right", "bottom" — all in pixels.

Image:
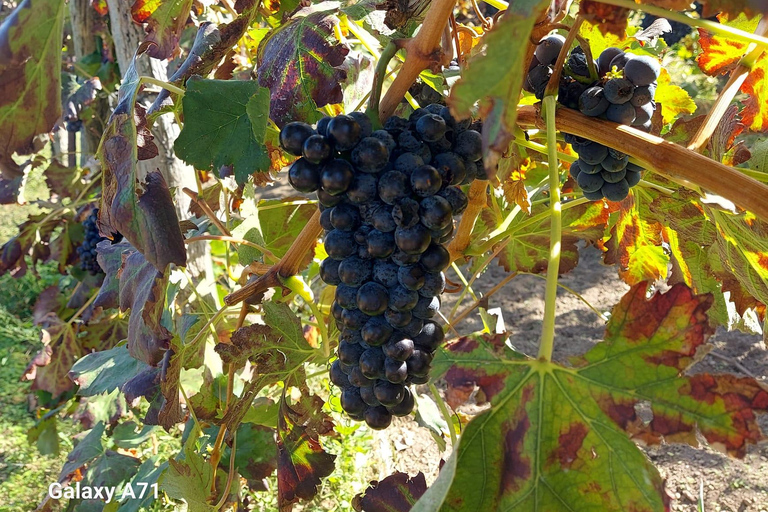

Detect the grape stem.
[
  {"left": 544, "top": 16, "right": 584, "bottom": 98},
  {"left": 597, "top": 0, "right": 768, "bottom": 49},
  {"left": 538, "top": 96, "right": 561, "bottom": 362},
  {"left": 516, "top": 105, "right": 768, "bottom": 221},
  {"left": 446, "top": 179, "right": 488, "bottom": 262},
  {"left": 366, "top": 41, "right": 398, "bottom": 126},
  {"left": 139, "top": 76, "right": 185, "bottom": 97},
  {"left": 224, "top": 209, "right": 322, "bottom": 306}
]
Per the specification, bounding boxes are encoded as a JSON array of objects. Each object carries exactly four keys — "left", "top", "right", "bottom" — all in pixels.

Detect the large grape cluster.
[
  {"left": 78, "top": 209, "right": 107, "bottom": 275},
  {"left": 527, "top": 35, "right": 661, "bottom": 201},
  {"left": 282, "top": 106, "right": 481, "bottom": 429}
]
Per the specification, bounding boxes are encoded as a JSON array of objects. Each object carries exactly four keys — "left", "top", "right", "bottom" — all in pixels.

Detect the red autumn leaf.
[
  {"left": 131, "top": 0, "right": 193, "bottom": 59},
  {"left": 353, "top": 472, "right": 428, "bottom": 512}
]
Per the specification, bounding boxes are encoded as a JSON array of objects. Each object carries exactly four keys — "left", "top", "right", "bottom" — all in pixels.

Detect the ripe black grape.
[
  {"left": 415, "top": 113, "right": 447, "bottom": 142},
  {"left": 454, "top": 130, "right": 482, "bottom": 161},
  {"left": 534, "top": 34, "right": 565, "bottom": 66},
  {"left": 302, "top": 134, "right": 331, "bottom": 164},
  {"left": 321, "top": 159, "right": 355, "bottom": 195},
  {"left": 603, "top": 78, "right": 635, "bottom": 105},
  {"left": 579, "top": 87, "right": 609, "bottom": 117},
  {"left": 320, "top": 258, "right": 341, "bottom": 285},
  {"left": 338, "top": 256, "right": 372, "bottom": 286},
  {"left": 394, "top": 223, "right": 431, "bottom": 255},
  {"left": 280, "top": 122, "right": 314, "bottom": 156},
  {"left": 288, "top": 158, "right": 321, "bottom": 192},
  {"left": 357, "top": 282, "right": 390, "bottom": 316},
  {"left": 364, "top": 406, "right": 392, "bottom": 429},
  {"left": 330, "top": 202, "right": 360, "bottom": 231},
  {"left": 602, "top": 179, "right": 630, "bottom": 201},
  {"left": 606, "top": 102, "right": 636, "bottom": 125},
  {"left": 597, "top": 47, "right": 623, "bottom": 76},
  {"left": 352, "top": 137, "right": 390, "bottom": 173},
  {"left": 577, "top": 171, "right": 605, "bottom": 193},
  {"left": 624, "top": 55, "right": 660, "bottom": 86},
  {"left": 378, "top": 171, "right": 411, "bottom": 204},
  {"left": 387, "top": 387, "right": 414, "bottom": 416},
  {"left": 324, "top": 229, "right": 356, "bottom": 260},
  {"left": 328, "top": 115, "right": 362, "bottom": 151}
]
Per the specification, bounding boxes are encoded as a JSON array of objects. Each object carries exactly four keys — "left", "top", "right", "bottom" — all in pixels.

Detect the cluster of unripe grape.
[
  {"left": 527, "top": 35, "right": 661, "bottom": 201},
  {"left": 282, "top": 105, "right": 481, "bottom": 429},
  {"left": 78, "top": 209, "right": 107, "bottom": 275}
]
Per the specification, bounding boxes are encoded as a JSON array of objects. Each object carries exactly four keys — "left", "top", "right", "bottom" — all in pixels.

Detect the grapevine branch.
[
  {"left": 516, "top": 105, "right": 768, "bottom": 221},
  {"left": 447, "top": 179, "right": 488, "bottom": 262}
]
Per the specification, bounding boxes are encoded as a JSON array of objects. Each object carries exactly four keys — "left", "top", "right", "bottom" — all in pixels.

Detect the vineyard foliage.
[{"left": 0, "top": 0, "right": 767, "bottom": 510}]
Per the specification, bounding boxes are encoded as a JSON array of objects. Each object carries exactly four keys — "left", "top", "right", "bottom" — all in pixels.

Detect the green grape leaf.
[
  {"left": 59, "top": 423, "right": 106, "bottom": 483},
  {"left": 448, "top": 0, "right": 549, "bottom": 170},
  {"left": 655, "top": 68, "right": 696, "bottom": 124},
  {"left": 603, "top": 187, "right": 668, "bottom": 285},
  {"left": 215, "top": 301, "right": 315, "bottom": 388},
  {"left": 69, "top": 345, "right": 149, "bottom": 397},
  {"left": 95, "top": 241, "right": 172, "bottom": 366},
  {"left": 98, "top": 43, "right": 187, "bottom": 273},
  {"left": 578, "top": 20, "right": 625, "bottom": 57},
  {"left": 258, "top": 198, "right": 318, "bottom": 258},
  {"left": 353, "top": 472, "right": 428, "bottom": 512},
  {"left": 174, "top": 78, "right": 271, "bottom": 185},
  {"left": 223, "top": 423, "right": 277, "bottom": 481},
  {"left": 116, "top": 456, "right": 168, "bottom": 512},
  {"left": 0, "top": 0, "right": 66, "bottom": 181},
  {"left": 429, "top": 283, "right": 768, "bottom": 511},
  {"left": 277, "top": 391, "right": 336, "bottom": 511},
  {"left": 27, "top": 416, "right": 60, "bottom": 456},
  {"left": 160, "top": 432, "right": 215, "bottom": 512},
  {"left": 256, "top": 8, "right": 349, "bottom": 127},
  {"left": 485, "top": 199, "right": 609, "bottom": 275},
  {"left": 131, "top": 0, "right": 194, "bottom": 60},
  {"left": 85, "top": 450, "right": 142, "bottom": 489}
]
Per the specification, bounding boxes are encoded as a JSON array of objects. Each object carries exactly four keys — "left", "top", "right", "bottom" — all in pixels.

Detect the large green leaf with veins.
[{"left": 425, "top": 283, "right": 768, "bottom": 511}]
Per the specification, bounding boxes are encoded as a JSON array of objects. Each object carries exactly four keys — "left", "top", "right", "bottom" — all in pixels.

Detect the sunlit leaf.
[
  {"left": 655, "top": 68, "right": 696, "bottom": 124},
  {"left": 353, "top": 472, "right": 428, "bottom": 512},
  {"left": 131, "top": 0, "right": 194, "bottom": 59},
  {"left": 696, "top": 13, "right": 759, "bottom": 76}
]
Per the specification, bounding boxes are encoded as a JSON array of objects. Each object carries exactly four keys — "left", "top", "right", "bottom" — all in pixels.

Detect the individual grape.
[
  {"left": 331, "top": 301, "right": 344, "bottom": 322},
  {"left": 357, "top": 282, "right": 390, "bottom": 316},
  {"left": 579, "top": 87, "right": 609, "bottom": 117},
  {"left": 625, "top": 169, "right": 642, "bottom": 187},
  {"left": 366, "top": 229, "right": 396, "bottom": 259},
  {"left": 583, "top": 189, "right": 604, "bottom": 201},
  {"left": 342, "top": 308, "right": 369, "bottom": 329},
  {"left": 327, "top": 115, "right": 362, "bottom": 151},
  {"left": 370, "top": 204, "right": 397, "bottom": 232},
  {"left": 340, "top": 328, "right": 363, "bottom": 345},
  {"left": 384, "top": 116, "right": 409, "bottom": 137},
  {"left": 302, "top": 134, "right": 331, "bottom": 164},
  {"left": 534, "top": 34, "right": 565, "bottom": 66},
  {"left": 352, "top": 137, "right": 389, "bottom": 173},
  {"left": 406, "top": 349, "right": 433, "bottom": 377},
  {"left": 419, "top": 195, "right": 453, "bottom": 231},
  {"left": 578, "top": 159, "right": 602, "bottom": 175},
  {"left": 597, "top": 47, "right": 624, "bottom": 76},
  {"left": 602, "top": 179, "right": 631, "bottom": 201},
  {"left": 372, "top": 129, "right": 396, "bottom": 153},
  {"left": 608, "top": 51, "right": 634, "bottom": 72},
  {"left": 338, "top": 340, "right": 366, "bottom": 366},
  {"left": 330, "top": 202, "right": 360, "bottom": 231},
  {"left": 567, "top": 47, "right": 591, "bottom": 78},
  {"left": 385, "top": 309, "right": 412, "bottom": 328},
  {"left": 419, "top": 271, "right": 446, "bottom": 297},
  {"left": 384, "top": 358, "right": 408, "bottom": 383},
  {"left": 330, "top": 360, "right": 351, "bottom": 388},
  {"left": 335, "top": 284, "right": 360, "bottom": 310},
  {"left": 338, "top": 256, "right": 372, "bottom": 286},
  {"left": 606, "top": 102, "right": 636, "bottom": 125},
  {"left": 400, "top": 316, "right": 424, "bottom": 338},
  {"left": 373, "top": 260, "right": 399, "bottom": 287},
  {"left": 438, "top": 186, "right": 469, "bottom": 214},
  {"left": 601, "top": 168, "right": 627, "bottom": 183},
  {"left": 359, "top": 348, "right": 386, "bottom": 379},
  {"left": 600, "top": 153, "right": 628, "bottom": 172},
  {"left": 317, "top": 189, "right": 343, "bottom": 207},
  {"left": 630, "top": 85, "right": 655, "bottom": 107},
  {"left": 410, "top": 165, "right": 442, "bottom": 197},
  {"left": 624, "top": 55, "right": 660, "bottom": 86},
  {"left": 387, "top": 387, "right": 414, "bottom": 416},
  {"left": 626, "top": 162, "right": 643, "bottom": 173},
  {"left": 419, "top": 243, "right": 450, "bottom": 272},
  {"left": 434, "top": 153, "right": 467, "bottom": 186},
  {"left": 416, "top": 113, "right": 447, "bottom": 142},
  {"left": 413, "top": 295, "right": 440, "bottom": 319},
  {"left": 383, "top": 334, "right": 414, "bottom": 361},
  {"left": 577, "top": 171, "right": 605, "bottom": 193},
  {"left": 388, "top": 285, "right": 419, "bottom": 312},
  {"left": 374, "top": 381, "right": 405, "bottom": 407},
  {"left": 321, "top": 159, "right": 355, "bottom": 195},
  {"left": 395, "top": 223, "right": 431, "bottom": 255},
  {"left": 378, "top": 171, "right": 412, "bottom": 204},
  {"left": 288, "top": 158, "right": 321, "bottom": 192},
  {"left": 398, "top": 130, "right": 422, "bottom": 153},
  {"left": 325, "top": 229, "right": 356, "bottom": 260},
  {"left": 394, "top": 153, "right": 424, "bottom": 175},
  {"left": 360, "top": 385, "right": 381, "bottom": 406},
  {"left": 398, "top": 264, "right": 426, "bottom": 291},
  {"left": 603, "top": 78, "right": 634, "bottom": 105},
  {"left": 527, "top": 64, "right": 552, "bottom": 99},
  {"left": 392, "top": 249, "right": 420, "bottom": 266},
  {"left": 316, "top": 116, "right": 332, "bottom": 137},
  {"left": 341, "top": 387, "right": 367, "bottom": 416},
  {"left": 454, "top": 130, "right": 483, "bottom": 162},
  {"left": 349, "top": 366, "right": 374, "bottom": 387},
  {"left": 346, "top": 173, "right": 379, "bottom": 204},
  {"left": 320, "top": 207, "right": 334, "bottom": 231},
  {"left": 319, "top": 257, "right": 341, "bottom": 285},
  {"left": 632, "top": 102, "right": 654, "bottom": 127},
  {"left": 414, "top": 320, "right": 444, "bottom": 351},
  {"left": 354, "top": 225, "right": 372, "bottom": 245},
  {"left": 362, "top": 316, "right": 393, "bottom": 346},
  {"left": 558, "top": 78, "right": 590, "bottom": 110},
  {"left": 578, "top": 143, "right": 608, "bottom": 165},
  {"left": 365, "top": 406, "right": 393, "bottom": 429},
  {"left": 349, "top": 112, "right": 373, "bottom": 138},
  {"left": 280, "top": 122, "right": 314, "bottom": 156},
  {"left": 569, "top": 160, "right": 582, "bottom": 180}
]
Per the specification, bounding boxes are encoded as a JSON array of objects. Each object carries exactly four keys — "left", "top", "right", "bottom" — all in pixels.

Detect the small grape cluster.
[
  {"left": 282, "top": 106, "right": 481, "bottom": 429},
  {"left": 527, "top": 35, "right": 661, "bottom": 201},
  {"left": 78, "top": 209, "right": 106, "bottom": 275}
]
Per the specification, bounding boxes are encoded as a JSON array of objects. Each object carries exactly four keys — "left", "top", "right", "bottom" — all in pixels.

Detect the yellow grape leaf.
[
  {"left": 578, "top": 20, "right": 625, "bottom": 57},
  {"left": 697, "top": 13, "right": 760, "bottom": 76},
  {"left": 655, "top": 69, "right": 696, "bottom": 124},
  {"left": 740, "top": 54, "right": 768, "bottom": 131}
]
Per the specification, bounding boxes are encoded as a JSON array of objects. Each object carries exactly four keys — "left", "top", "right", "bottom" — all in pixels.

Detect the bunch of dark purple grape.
[
  {"left": 78, "top": 209, "right": 107, "bottom": 275},
  {"left": 527, "top": 35, "right": 660, "bottom": 201},
  {"left": 282, "top": 106, "right": 481, "bottom": 429}
]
